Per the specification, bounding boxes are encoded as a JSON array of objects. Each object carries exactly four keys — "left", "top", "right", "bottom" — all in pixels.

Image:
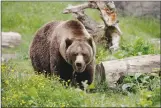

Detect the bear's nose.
[{"left": 76, "top": 62, "right": 82, "bottom": 67}]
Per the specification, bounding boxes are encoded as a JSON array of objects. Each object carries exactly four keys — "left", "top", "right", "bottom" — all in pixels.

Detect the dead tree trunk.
[
  {"left": 95, "top": 54, "right": 160, "bottom": 87},
  {"left": 63, "top": 1, "right": 122, "bottom": 51}
]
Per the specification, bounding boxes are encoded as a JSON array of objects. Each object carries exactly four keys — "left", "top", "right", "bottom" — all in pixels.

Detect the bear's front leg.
[{"left": 75, "top": 63, "right": 95, "bottom": 89}]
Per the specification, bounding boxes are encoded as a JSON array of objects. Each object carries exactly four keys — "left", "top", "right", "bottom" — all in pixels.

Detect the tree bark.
[{"left": 95, "top": 54, "right": 160, "bottom": 87}]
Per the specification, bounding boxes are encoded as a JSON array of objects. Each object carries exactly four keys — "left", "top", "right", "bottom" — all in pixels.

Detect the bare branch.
[
  {"left": 63, "top": 2, "right": 97, "bottom": 14},
  {"left": 63, "top": 1, "right": 118, "bottom": 26}
]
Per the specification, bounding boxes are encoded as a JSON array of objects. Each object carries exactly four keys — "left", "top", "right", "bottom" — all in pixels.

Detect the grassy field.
[{"left": 1, "top": 1, "right": 160, "bottom": 107}]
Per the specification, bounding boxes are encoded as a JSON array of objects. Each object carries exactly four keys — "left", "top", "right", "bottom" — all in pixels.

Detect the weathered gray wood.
[
  {"left": 95, "top": 1, "right": 117, "bottom": 26},
  {"left": 63, "top": 2, "right": 97, "bottom": 14},
  {"left": 2, "top": 32, "right": 21, "bottom": 48},
  {"left": 95, "top": 54, "right": 160, "bottom": 87},
  {"left": 72, "top": 10, "right": 101, "bottom": 37}
]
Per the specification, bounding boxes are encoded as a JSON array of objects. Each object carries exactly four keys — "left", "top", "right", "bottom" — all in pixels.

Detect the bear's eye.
[
  {"left": 82, "top": 53, "right": 87, "bottom": 57},
  {"left": 73, "top": 53, "right": 77, "bottom": 56}
]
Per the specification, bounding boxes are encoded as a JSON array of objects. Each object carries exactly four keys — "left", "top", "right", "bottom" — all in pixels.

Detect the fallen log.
[
  {"left": 95, "top": 54, "right": 160, "bottom": 87},
  {"left": 2, "top": 32, "right": 21, "bottom": 48}
]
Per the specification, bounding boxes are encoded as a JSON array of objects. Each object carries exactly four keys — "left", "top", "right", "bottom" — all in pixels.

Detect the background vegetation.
[{"left": 2, "top": 1, "right": 160, "bottom": 107}]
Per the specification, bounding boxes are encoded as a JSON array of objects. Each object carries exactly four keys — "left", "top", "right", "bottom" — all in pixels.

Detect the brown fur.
[
  {"left": 65, "top": 20, "right": 84, "bottom": 36},
  {"left": 29, "top": 21, "right": 60, "bottom": 75},
  {"left": 29, "top": 20, "right": 96, "bottom": 89}
]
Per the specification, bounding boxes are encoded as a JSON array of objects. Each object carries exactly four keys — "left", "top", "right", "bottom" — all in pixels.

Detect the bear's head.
[{"left": 65, "top": 38, "right": 95, "bottom": 73}]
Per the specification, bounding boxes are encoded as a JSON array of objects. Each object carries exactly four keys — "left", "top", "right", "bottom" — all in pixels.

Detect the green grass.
[
  {"left": 2, "top": 61, "right": 160, "bottom": 107},
  {"left": 1, "top": 1, "right": 160, "bottom": 107},
  {"left": 119, "top": 16, "right": 160, "bottom": 38}
]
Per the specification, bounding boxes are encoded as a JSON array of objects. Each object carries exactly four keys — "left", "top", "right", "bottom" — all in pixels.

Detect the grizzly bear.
[{"left": 29, "top": 20, "right": 96, "bottom": 88}]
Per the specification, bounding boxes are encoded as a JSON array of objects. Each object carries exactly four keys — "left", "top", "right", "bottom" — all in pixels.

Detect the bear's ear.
[
  {"left": 87, "top": 37, "right": 93, "bottom": 48},
  {"left": 65, "top": 38, "right": 73, "bottom": 49},
  {"left": 87, "top": 37, "right": 96, "bottom": 55}
]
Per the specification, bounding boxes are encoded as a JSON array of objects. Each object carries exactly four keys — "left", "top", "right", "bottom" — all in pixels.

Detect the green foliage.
[
  {"left": 96, "top": 45, "right": 109, "bottom": 63},
  {"left": 117, "top": 73, "right": 160, "bottom": 107},
  {"left": 2, "top": 61, "right": 160, "bottom": 107},
  {"left": 113, "top": 36, "right": 160, "bottom": 59},
  {"left": 1, "top": 62, "right": 139, "bottom": 107},
  {"left": 2, "top": 62, "right": 84, "bottom": 107}
]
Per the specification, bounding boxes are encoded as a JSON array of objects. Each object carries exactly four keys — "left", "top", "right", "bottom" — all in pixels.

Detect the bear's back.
[{"left": 54, "top": 20, "right": 91, "bottom": 41}]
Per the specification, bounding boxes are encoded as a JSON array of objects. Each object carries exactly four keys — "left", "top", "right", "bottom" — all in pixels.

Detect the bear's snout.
[{"left": 74, "top": 55, "right": 86, "bottom": 72}]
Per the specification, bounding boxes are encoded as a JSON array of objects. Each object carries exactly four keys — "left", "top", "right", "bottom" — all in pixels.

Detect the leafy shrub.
[
  {"left": 117, "top": 73, "right": 160, "bottom": 107},
  {"left": 113, "top": 36, "right": 159, "bottom": 59}
]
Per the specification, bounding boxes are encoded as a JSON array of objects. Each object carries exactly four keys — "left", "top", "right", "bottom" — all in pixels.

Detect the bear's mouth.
[{"left": 74, "top": 65, "right": 86, "bottom": 73}]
